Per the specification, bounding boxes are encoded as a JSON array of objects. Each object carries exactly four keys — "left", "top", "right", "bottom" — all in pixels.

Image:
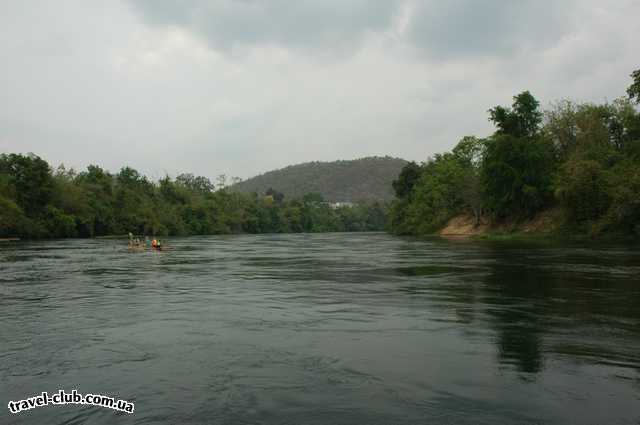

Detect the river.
[{"left": 1, "top": 233, "right": 639, "bottom": 424}]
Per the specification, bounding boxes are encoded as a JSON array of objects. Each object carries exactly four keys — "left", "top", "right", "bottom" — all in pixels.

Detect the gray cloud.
[
  {"left": 128, "top": 0, "right": 581, "bottom": 59},
  {"left": 405, "top": 0, "right": 576, "bottom": 59},
  {"left": 128, "top": 0, "right": 402, "bottom": 54}
]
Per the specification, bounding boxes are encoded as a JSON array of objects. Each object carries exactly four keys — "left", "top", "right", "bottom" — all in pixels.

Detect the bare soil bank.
[{"left": 439, "top": 208, "right": 563, "bottom": 238}]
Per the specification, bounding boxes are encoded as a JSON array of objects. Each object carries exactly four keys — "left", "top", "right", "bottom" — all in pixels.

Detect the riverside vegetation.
[
  {"left": 390, "top": 69, "right": 640, "bottom": 238},
  {"left": 0, "top": 159, "right": 387, "bottom": 238}
]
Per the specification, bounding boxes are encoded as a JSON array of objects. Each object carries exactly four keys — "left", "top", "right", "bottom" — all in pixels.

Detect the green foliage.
[
  {"left": 390, "top": 137, "right": 485, "bottom": 234},
  {"left": 488, "top": 91, "right": 542, "bottom": 138},
  {"left": 43, "top": 205, "right": 78, "bottom": 238},
  {"left": 0, "top": 155, "right": 388, "bottom": 239},
  {"left": 176, "top": 173, "right": 214, "bottom": 194},
  {"left": 453, "top": 137, "right": 485, "bottom": 224},
  {"left": 0, "top": 153, "right": 54, "bottom": 217},
  {"left": 392, "top": 161, "right": 421, "bottom": 199},
  {"left": 602, "top": 162, "right": 640, "bottom": 236},
  {"left": 0, "top": 195, "right": 26, "bottom": 237},
  {"left": 483, "top": 93, "right": 552, "bottom": 217},
  {"left": 481, "top": 135, "right": 554, "bottom": 218},
  {"left": 544, "top": 99, "right": 640, "bottom": 163},
  {"left": 555, "top": 159, "right": 610, "bottom": 223}
]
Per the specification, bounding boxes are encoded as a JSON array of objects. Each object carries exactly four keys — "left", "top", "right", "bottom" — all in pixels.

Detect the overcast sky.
[{"left": 1, "top": 1, "right": 638, "bottom": 180}]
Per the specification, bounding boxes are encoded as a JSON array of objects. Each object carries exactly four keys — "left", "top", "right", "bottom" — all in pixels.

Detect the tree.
[
  {"left": 489, "top": 91, "right": 542, "bottom": 138},
  {"left": 176, "top": 173, "right": 214, "bottom": 194},
  {"left": 44, "top": 205, "right": 78, "bottom": 237},
  {"left": 460, "top": 172, "right": 483, "bottom": 226},
  {"left": 160, "top": 176, "right": 189, "bottom": 204},
  {"left": 543, "top": 100, "right": 578, "bottom": 159},
  {"left": 76, "top": 165, "right": 115, "bottom": 236},
  {"left": 556, "top": 159, "right": 610, "bottom": 223},
  {"left": 483, "top": 92, "right": 552, "bottom": 218},
  {"left": 481, "top": 135, "right": 554, "bottom": 218},
  {"left": 452, "top": 136, "right": 485, "bottom": 167},
  {"left": 51, "top": 166, "right": 94, "bottom": 236},
  {"left": 0, "top": 153, "right": 54, "bottom": 217},
  {"left": 112, "top": 166, "right": 155, "bottom": 234},
  {"left": 0, "top": 195, "right": 25, "bottom": 237},
  {"left": 453, "top": 137, "right": 485, "bottom": 225},
  {"left": 627, "top": 68, "right": 640, "bottom": 104},
  {"left": 605, "top": 163, "right": 640, "bottom": 235},
  {"left": 216, "top": 174, "right": 227, "bottom": 191},
  {"left": 76, "top": 165, "right": 113, "bottom": 193},
  {"left": 398, "top": 153, "right": 468, "bottom": 233},
  {"left": 392, "top": 161, "right": 422, "bottom": 199},
  {"left": 543, "top": 100, "right": 639, "bottom": 164},
  {"left": 117, "top": 166, "right": 146, "bottom": 187}
]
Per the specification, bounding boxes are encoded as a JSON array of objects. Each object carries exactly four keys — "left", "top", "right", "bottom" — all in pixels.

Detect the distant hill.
[{"left": 232, "top": 156, "right": 408, "bottom": 202}]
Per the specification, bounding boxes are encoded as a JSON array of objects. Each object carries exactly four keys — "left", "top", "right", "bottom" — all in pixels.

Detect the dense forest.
[
  {"left": 232, "top": 157, "right": 407, "bottom": 202},
  {"left": 0, "top": 157, "right": 387, "bottom": 239},
  {"left": 390, "top": 70, "right": 640, "bottom": 238}
]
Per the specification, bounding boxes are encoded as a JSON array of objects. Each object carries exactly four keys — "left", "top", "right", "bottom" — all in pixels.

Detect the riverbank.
[
  {"left": 435, "top": 208, "right": 640, "bottom": 242},
  {"left": 438, "top": 209, "right": 563, "bottom": 238},
  {"left": 437, "top": 210, "right": 640, "bottom": 242}
]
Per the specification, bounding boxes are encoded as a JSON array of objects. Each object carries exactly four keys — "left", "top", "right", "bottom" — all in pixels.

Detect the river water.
[{"left": 1, "top": 233, "right": 639, "bottom": 424}]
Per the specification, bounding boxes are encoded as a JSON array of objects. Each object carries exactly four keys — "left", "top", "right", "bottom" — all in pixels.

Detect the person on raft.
[
  {"left": 128, "top": 233, "right": 142, "bottom": 249},
  {"left": 128, "top": 233, "right": 150, "bottom": 250},
  {"left": 151, "top": 239, "right": 162, "bottom": 249}
]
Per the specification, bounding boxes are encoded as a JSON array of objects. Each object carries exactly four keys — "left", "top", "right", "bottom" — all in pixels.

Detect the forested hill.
[{"left": 232, "top": 156, "right": 408, "bottom": 202}]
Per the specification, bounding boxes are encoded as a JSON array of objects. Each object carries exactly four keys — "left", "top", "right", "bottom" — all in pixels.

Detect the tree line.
[
  {"left": 390, "top": 69, "right": 640, "bottom": 237},
  {"left": 0, "top": 157, "right": 387, "bottom": 238}
]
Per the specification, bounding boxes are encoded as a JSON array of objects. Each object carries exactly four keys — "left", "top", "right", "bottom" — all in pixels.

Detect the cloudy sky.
[{"left": 1, "top": 1, "right": 638, "bottom": 180}]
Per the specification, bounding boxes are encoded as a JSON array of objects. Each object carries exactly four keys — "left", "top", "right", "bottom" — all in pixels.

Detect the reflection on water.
[
  {"left": 1, "top": 233, "right": 639, "bottom": 424},
  {"left": 484, "top": 263, "right": 548, "bottom": 375}
]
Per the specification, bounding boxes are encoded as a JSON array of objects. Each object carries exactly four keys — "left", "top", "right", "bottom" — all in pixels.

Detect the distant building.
[{"left": 329, "top": 202, "right": 354, "bottom": 209}]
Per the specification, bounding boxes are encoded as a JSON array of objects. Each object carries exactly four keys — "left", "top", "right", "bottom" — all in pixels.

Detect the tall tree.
[
  {"left": 481, "top": 135, "right": 553, "bottom": 218},
  {"left": 488, "top": 91, "right": 542, "bottom": 138},
  {"left": 392, "top": 161, "right": 422, "bottom": 199}
]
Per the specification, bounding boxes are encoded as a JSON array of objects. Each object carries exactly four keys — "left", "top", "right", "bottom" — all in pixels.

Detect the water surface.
[{"left": 1, "top": 233, "right": 639, "bottom": 424}]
